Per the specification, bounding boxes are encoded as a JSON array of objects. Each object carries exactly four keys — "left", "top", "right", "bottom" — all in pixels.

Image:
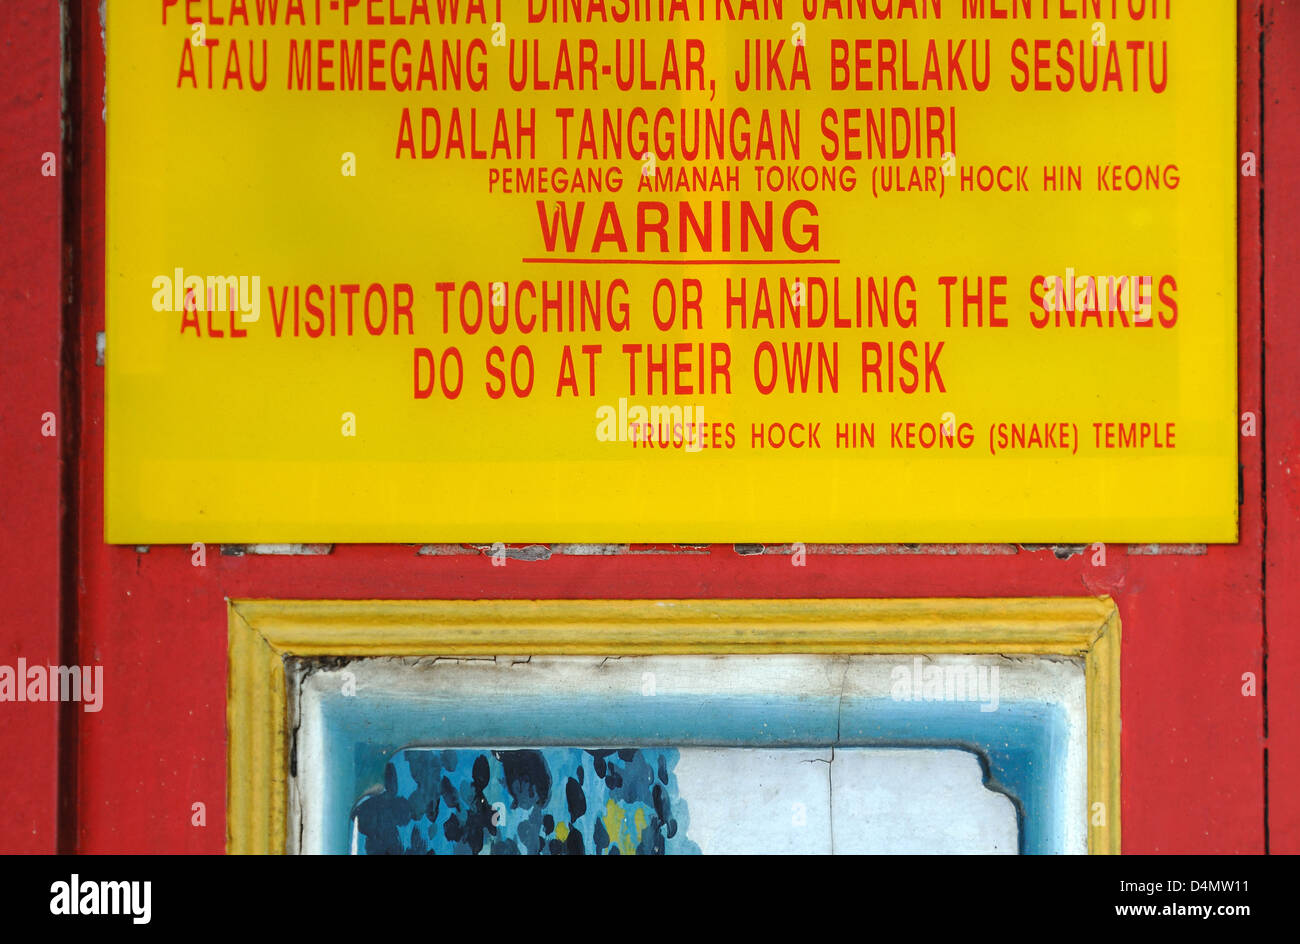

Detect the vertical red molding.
[
  {"left": 1263, "top": 0, "right": 1300, "bottom": 854},
  {"left": 1237, "top": 0, "right": 1267, "bottom": 853},
  {"left": 0, "top": 2, "right": 66, "bottom": 853}
]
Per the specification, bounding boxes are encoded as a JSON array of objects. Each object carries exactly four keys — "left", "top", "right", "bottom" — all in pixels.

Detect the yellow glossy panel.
[{"left": 108, "top": 6, "right": 1235, "bottom": 542}]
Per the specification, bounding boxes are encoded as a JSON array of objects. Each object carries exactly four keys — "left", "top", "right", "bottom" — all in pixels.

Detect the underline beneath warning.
[{"left": 521, "top": 258, "right": 842, "bottom": 266}]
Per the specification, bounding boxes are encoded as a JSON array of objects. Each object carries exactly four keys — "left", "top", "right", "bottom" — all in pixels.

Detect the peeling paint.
[
  {"left": 417, "top": 543, "right": 711, "bottom": 558},
  {"left": 1127, "top": 544, "right": 1208, "bottom": 556},
  {"left": 549, "top": 543, "right": 631, "bottom": 555},
  {"left": 159, "top": 541, "right": 1216, "bottom": 560},
  {"left": 623, "top": 544, "right": 711, "bottom": 555},
  {"left": 483, "top": 544, "right": 551, "bottom": 562},
  {"left": 220, "top": 544, "right": 333, "bottom": 556},
  {"left": 765, "top": 543, "right": 1018, "bottom": 556},
  {"left": 414, "top": 544, "right": 478, "bottom": 556},
  {"left": 294, "top": 654, "right": 1087, "bottom": 854},
  {"left": 411, "top": 542, "right": 1058, "bottom": 558},
  {"left": 1020, "top": 544, "right": 1087, "bottom": 560}
]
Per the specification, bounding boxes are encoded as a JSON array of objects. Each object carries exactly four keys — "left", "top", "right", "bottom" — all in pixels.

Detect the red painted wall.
[
  {"left": 1263, "top": 0, "right": 1300, "bottom": 854},
  {"left": 0, "top": 1, "right": 66, "bottom": 854},
  {"left": 1, "top": 0, "right": 1291, "bottom": 853}
]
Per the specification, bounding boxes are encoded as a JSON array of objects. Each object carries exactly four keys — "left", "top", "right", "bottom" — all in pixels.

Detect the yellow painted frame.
[{"left": 227, "top": 597, "right": 1121, "bottom": 855}]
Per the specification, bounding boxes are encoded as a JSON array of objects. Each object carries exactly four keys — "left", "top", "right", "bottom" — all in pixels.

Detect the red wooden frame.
[{"left": 0, "top": 0, "right": 1290, "bottom": 853}]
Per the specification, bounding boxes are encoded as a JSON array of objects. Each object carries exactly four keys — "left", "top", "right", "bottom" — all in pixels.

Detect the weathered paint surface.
[
  {"left": 0, "top": 0, "right": 1293, "bottom": 854},
  {"left": 298, "top": 653, "right": 1084, "bottom": 854}
]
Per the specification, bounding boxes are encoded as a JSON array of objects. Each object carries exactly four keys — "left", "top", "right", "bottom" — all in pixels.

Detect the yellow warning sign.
[{"left": 106, "top": 1, "right": 1236, "bottom": 543}]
